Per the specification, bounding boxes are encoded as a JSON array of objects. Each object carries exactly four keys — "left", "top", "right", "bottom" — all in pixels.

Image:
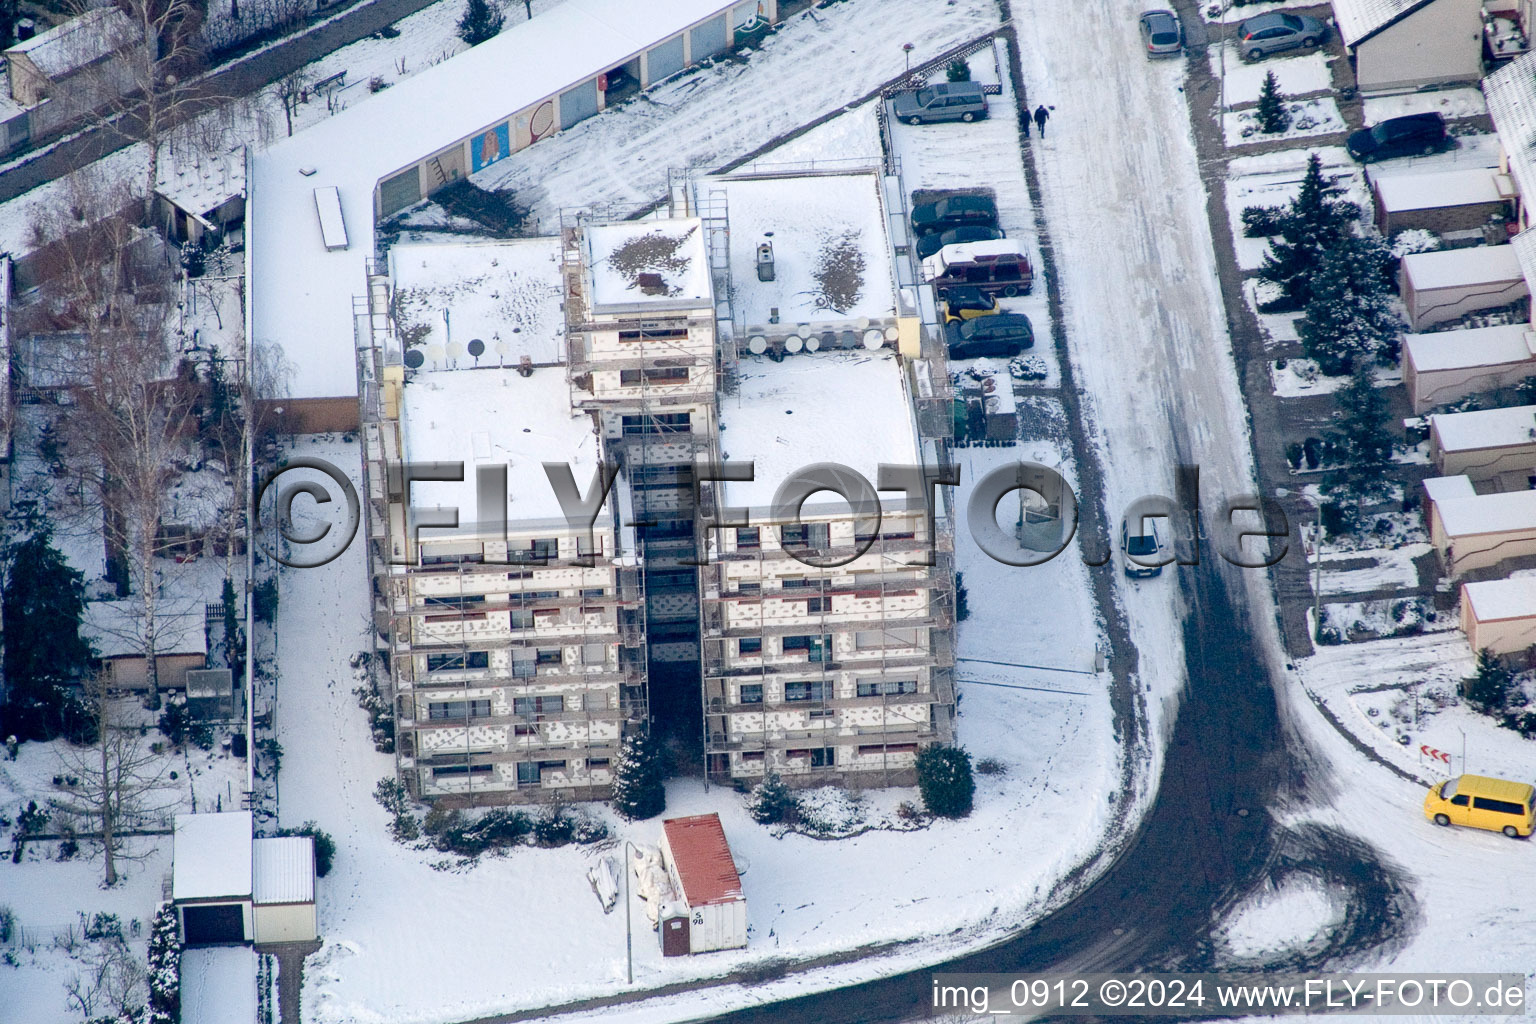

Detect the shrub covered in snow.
[
  {"left": 1390, "top": 229, "right": 1441, "bottom": 258},
  {"left": 146, "top": 903, "right": 180, "bottom": 1024},
  {"left": 916, "top": 745, "right": 975, "bottom": 818},
  {"left": 374, "top": 778, "right": 419, "bottom": 841},
  {"left": 746, "top": 773, "right": 799, "bottom": 825}
]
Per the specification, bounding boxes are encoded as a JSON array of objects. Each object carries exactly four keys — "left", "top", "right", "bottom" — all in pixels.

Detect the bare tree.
[
  {"left": 33, "top": 174, "right": 202, "bottom": 710},
  {"left": 52, "top": 673, "right": 173, "bottom": 886},
  {"left": 64, "top": 939, "right": 147, "bottom": 1018},
  {"left": 275, "top": 66, "right": 313, "bottom": 137},
  {"left": 74, "top": 0, "right": 218, "bottom": 221}
]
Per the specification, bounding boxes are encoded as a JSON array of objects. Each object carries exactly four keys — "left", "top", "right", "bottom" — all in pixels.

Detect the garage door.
[
  {"left": 378, "top": 166, "right": 421, "bottom": 217},
  {"left": 183, "top": 903, "right": 245, "bottom": 945},
  {"left": 646, "top": 34, "right": 685, "bottom": 84},
  {"left": 559, "top": 79, "right": 599, "bottom": 130},
  {"left": 690, "top": 15, "right": 728, "bottom": 60}
]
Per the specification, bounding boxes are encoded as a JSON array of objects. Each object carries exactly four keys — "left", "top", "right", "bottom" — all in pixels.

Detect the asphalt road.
[{"left": 0, "top": 0, "right": 439, "bottom": 204}]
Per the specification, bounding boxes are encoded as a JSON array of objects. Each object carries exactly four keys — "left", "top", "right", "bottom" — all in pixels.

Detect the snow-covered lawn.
[
  {"left": 1223, "top": 98, "right": 1347, "bottom": 148},
  {"left": 1206, "top": 45, "right": 1334, "bottom": 106},
  {"left": 277, "top": 437, "right": 1119, "bottom": 1023},
  {"left": 1309, "top": 543, "right": 1430, "bottom": 597},
  {"left": 1363, "top": 88, "right": 1488, "bottom": 125}
]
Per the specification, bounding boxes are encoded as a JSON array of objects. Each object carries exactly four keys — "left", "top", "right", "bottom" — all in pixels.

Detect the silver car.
[
  {"left": 1236, "top": 11, "right": 1328, "bottom": 61},
  {"left": 1138, "top": 9, "right": 1182, "bottom": 58}
]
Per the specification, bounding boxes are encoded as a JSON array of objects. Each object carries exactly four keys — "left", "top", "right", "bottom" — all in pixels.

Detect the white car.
[{"left": 1121, "top": 517, "right": 1169, "bottom": 578}]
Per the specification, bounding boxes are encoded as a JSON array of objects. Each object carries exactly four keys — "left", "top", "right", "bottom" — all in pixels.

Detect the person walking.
[{"left": 1034, "top": 104, "right": 1050, "bottom": 137}]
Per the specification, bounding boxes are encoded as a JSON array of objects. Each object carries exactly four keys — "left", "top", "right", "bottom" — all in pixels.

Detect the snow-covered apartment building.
[{"left": 247, "top": 0, "right": 955, "bottom": 803}]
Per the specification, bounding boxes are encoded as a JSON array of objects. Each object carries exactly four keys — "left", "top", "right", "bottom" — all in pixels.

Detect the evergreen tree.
[
  {"left": 1297, "top": 234, "right": 1403, "bottom": 374},
  {"left": 610, "top": 732, "right": 666, "bottom": 820},
  {"left": 457, "top": 0, "right": 504, "bottom": 46},
  {"left": 915, "top": 744, "right": 975, "bottom": 818},
  {"left": 1, "top": 530, "right": 96, "bottom": 743},
  {"left": 146, "top": 903, "right": 181, "bottom": 1024},
  {"left": 1255, "top": 70, "right": 1291, "bottom": 134},
  {"left": 946, "top": 58, "right": 972, "bottom": 82},
  {"left": 1325, "top": 365, "right": 1395, "bottom": 467},
  {"left": 1259, "top": 153, "right": 1360, "bottom": 309},
  {"left": 746, "top": 772, "right": 798, "bottom": 824},
  {"left": 1462, "top": 650, "right": 1513, "bottom": 714}
]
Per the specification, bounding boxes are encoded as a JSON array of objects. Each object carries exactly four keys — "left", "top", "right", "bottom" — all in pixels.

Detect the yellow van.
[{"left": 1423, "top": 774, "right": 1535, "bottom": 838}]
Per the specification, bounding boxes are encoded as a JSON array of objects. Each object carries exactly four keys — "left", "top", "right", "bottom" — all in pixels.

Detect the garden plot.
[
  {"left": 1223, "top": 97, "right": 1347, "bottom": 148},
  {"left": 1315, "top": 596, "right": 1450, "bottom": 644},
  {"left": 1310, "top": 543, "right": 1430, "bottom": 596},
  {"left": 1268, "top": 356, "right": 1402, "bottom": 398},
  {"left": 1363, "top": 88, "right": 1488, "bottom": 125},
  {"left": 1224, "top": 159, "right": 1367, "bottom": 272},
  {"left": 1205, "top": 45, "right": 1334, "bottom": 105},
  {"left": 1301, "top": 512, "right": 1427, "bottom": 555}
]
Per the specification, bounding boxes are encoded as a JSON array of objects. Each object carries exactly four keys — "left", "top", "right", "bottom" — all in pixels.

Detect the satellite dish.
[
  {"left": 748, "top": 335, "right": 768, "bottom": 355},
  {"left": 805, "top": 334, "right": 821, "bottom": 352},
  {"left": 425, "top": 344, "right": 446, "bottom": 365},
  {"left": 494, "top": 340, "right": 510, "bottom": 358},
  {"left": 796, "top": 324, "right": 813, "bottom": 339},
  {"left": 856, "top": 317, "right": 872, "bottom": 330},
  {"left": 863, "top": 328, "right": 884, "bottom": 349},
  {"left": 468, "top": 339, "right": 486, "bottom": 358},
  {"left": 839, "top": 330, "right": 857, "bottom": 349},
  {"left": 445, "top": 341, "right": 464, "bottom": 360},
  {"left": 785, "top": 335, "right": 804, "bottom": 354},
  {"left": 403, "top": 349, "right": 425, "bottom": 369},
  {"left": 884, "top": 325, "right": 900, "bottom": 342}
]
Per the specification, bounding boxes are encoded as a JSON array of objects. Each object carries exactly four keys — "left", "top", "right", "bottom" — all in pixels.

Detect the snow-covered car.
[
  {"left": 1138, "top": 9, "right": 1182, "bottom": 58},
  {"left": 1120, "top": 517, "right": 1168, "bottom": 578}
]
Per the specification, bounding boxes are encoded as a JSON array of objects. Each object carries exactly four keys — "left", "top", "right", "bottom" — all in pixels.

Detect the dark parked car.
[
  {"left": 891, "top": 81, "right": 989, "bottom": 125},
  {"left": 1138, "top": 9, "right": 1183, "bottom": 57},
  {"left": 1346, "top": 112, "right": 1449, "bottom": 162},
  {"left": 916, "top": 224, "right": 1004, "bottom": 260},
  {"left": 910, "top": 194, "right": 998, "bottom": 237},
  {"left": 1236, "top": 12, "right": 1328, "bottom": 60},
  {"left": 946, "top": 313, "right": 1034, "bottom": 360}
]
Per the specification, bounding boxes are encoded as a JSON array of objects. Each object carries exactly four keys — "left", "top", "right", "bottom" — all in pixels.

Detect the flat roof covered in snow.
[
  {"left": 718, "top": 351, "right": 919, "bottom": 512},
  {"left": 707, "top": 171, "right": 897, "bottom": 326},
  {"left": 173, "top": 811, "right": 253, "bottom": 901},
  {"left": 6, "top": 7, "right": 136, "bottom": 79},
  {"left": 1405, "top": 322, "right": 1536, "bottom": 372},
  {"left": 389, "top": 239, "right": 566, "bottom": 367},
  {"left": 253, "top": 836, "right": 315, "bottom": 905},
  {"left": 1374, "top": 167, "right": 1504, "bottom": 212},
  {"left": 180, "top": 948, "right": 258, "bottom": 1024},
  {"left": 1464, "top": 576, "right": 1536, "bottom": 622},
  {"left": 248, "top": 0, "right": 741, "bottom": 400},
  {"left": 584, "top": 219, "right": 712, "bottom": 312},
  {"left": 1431, "top": 404, "right": 1536, "bottom": 452},
  {"left": 1434, "top": 488, "right": 1536, "bottom": 537},
  {"left": 662, "top": 813, "right": 743, "bottom": 906},
  {"left": 398, "top": 366, "right": 601, "bottom": 526},
  {"left": 1424, "top": 473, "right": 1477, "bottom": 505},
  {"left": 1401, "top": 244, "right": 1524, "bottom": 291}
]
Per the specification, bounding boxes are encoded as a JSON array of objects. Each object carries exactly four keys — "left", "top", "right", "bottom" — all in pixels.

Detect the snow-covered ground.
[
  {"left": 1206, "top": 45, "right": 1335, "bottom": 105},
  {"left": 276, "top": 435, "right": 1121, "bottom": 1023},
  {"left": 1363, "top": 88, "right": 1489, "bottom": 125}
]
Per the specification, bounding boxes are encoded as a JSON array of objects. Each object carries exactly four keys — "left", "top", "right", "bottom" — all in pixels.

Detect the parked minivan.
[
  {"left": 1424, "top": 774, "right": 1535, "bottom": 838},
  {"left": 922, "top": 239, "right": 1033, "bottom": 297},
  {"left": 892, "top": 81, "right": 989, "bottom": 125},
  {"left": 1346, "top": 112, "right": 1449, "bottom": 163}
]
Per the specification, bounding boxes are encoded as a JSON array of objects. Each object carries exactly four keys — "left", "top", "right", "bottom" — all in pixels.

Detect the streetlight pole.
[
  {"left": 1313, "top": 508, "right": 1323, "bottom": 638},
  {"left": 623, "top": 840, "right": 634, "bottom": 984},
  {"left": 902, "top": 42, "right": 914, "bottom": 75}
]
